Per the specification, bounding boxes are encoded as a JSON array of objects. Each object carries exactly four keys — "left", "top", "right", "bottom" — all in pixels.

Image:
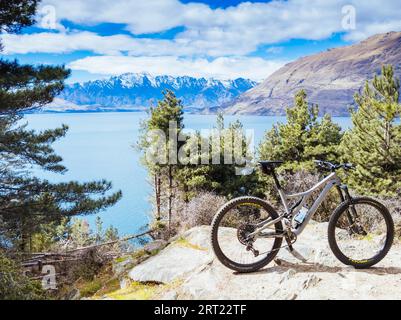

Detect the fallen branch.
[
  {"left": 67, "top": 229, "right": 154, "bottom": 253},
  {"left": 20, "top": 229, "right": 154, "bottom": 265}
]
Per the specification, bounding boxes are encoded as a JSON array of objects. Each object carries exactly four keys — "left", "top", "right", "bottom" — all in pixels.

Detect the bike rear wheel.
[
  {"left": 328, "top": 197, "right": 394, "bottom": 269},
  {"left": 211, "top": 197, "right": 283, "bottom": 273}
]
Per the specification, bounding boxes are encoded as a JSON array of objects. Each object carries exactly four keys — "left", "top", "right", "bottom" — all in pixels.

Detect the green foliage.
[
  {"left": 29, "top": 217, "right": 70, "bottom": 252},
  {"left": 258, "top": 67, "right": 401, "bottom": 199},
  {"left": 258, "top": 90, "right": 343, "bottom": 171},
  {"left": 341, "top": 65, "right": 401, "bottom": 195},
  {"left": 138, "top": 89, "right": 184, "bottom": 170},
  {"left": 147, "top": 89, "right": 184, "bottom": 133},
  {"left": 175, "top": 114, "right": 264, "bottom": 199},
  {"left": 0, "top": 59, "right": 70, "bottom": 113},
  {"left": 27, "top": 215, "right": 120, "bottom": 253},
  {"left": 0, "top": 251, "right": 45, "bottom": 300},
  {"left": 95, "top": 216, "right": 103, "bottom": 243},
  {"left": 257, "top": 90, "right": 343, "bottom": 205},
  {"left": 0, "top": 176, "right": 122, "bottom": 250}
]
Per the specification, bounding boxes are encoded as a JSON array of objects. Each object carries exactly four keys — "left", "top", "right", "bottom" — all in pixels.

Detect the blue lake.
[{"left": 24, "top": 112, "right": 352, "bottom": 236}]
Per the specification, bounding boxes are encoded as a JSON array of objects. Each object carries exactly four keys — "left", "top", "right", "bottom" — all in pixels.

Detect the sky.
[{"left": 1, "top": 0, "right": 401, "bottom": 83}]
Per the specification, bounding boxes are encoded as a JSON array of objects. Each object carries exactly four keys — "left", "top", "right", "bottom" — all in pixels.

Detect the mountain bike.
[{"left": 211, "top": 160, "right": 394, "bottom": 273}]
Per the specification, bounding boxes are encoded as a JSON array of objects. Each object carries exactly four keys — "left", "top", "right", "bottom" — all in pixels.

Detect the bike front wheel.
[
  {"left": 211, "top": 197, "right": 283, "bottom": 273},
  {"left": 328, "top": 197, "right": 394, "bottom": 269}
]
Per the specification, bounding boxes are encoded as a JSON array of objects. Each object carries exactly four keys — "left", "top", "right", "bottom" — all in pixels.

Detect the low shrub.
[
  {"left": 155, "top": 191, "right": 226, "bottom": 239},
  {"left": 0, "top": 251, "right": 45, "bottom": 300},
  {"left": 175, "top": 191, "right": 227, "bottom": 229}
]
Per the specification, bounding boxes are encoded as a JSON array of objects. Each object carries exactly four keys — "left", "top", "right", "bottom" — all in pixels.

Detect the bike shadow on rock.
[{"left": 232, "top": 258, "right": 401, "bottom": 276}]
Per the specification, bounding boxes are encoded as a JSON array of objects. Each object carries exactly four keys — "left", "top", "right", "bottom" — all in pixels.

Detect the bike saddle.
[{"left": 259, "top": 161, "right": 284, "bottom": 174}]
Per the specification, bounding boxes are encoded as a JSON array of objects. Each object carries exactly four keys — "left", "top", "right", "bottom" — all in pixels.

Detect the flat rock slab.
[{"left": 129, "top": 227, "right": 213, "bottom": 284}]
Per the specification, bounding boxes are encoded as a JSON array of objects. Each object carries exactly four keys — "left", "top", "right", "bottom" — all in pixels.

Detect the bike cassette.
[{"left": 237, "top": 223, "right": 256, "bottom": 246}]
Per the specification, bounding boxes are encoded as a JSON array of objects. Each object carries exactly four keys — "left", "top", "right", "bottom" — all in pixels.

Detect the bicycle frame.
[{"left": 249, "top": 172, "right": 344, "bottom": 239}]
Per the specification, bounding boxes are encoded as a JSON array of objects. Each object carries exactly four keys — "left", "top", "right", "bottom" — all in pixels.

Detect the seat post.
[
  {"left": 259, "top": 161, "right": 284, "bottom": 190},
  {"left": 270, "top": 168, "right": 282, "bottom": 190}
]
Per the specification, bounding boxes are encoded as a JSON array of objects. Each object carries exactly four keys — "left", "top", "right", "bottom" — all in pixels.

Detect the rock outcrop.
[
  {"left": 103, "top": 222, "right": 401, "bottom": 300},
  {"left": 225, "top": 32, "right": 401, "bottom": 116}
]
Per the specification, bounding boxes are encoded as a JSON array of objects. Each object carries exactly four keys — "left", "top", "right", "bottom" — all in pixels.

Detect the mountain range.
[
  {"left": 224, "top": 32, "right": 401, "bottom": 116},
  {"left": 46, "top": 32, "right": 401, "bottom": 116},
  {"left": 49, "top": 74, "right": 257, "bottom": 113}
]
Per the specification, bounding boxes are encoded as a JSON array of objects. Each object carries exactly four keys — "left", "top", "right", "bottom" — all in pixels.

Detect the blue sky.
[{"left": 1, "top": 0, "right": 400, "bottom": 83}]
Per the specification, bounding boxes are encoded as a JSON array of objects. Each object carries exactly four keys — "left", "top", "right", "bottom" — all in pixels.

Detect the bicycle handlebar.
[{"left": 314, "top": 160, "right": 354, "bottom": 172}]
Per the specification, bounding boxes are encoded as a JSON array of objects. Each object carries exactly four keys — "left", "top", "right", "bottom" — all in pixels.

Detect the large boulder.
[{"left": 113, "top": 222, "right": 401, "bottom": 300}]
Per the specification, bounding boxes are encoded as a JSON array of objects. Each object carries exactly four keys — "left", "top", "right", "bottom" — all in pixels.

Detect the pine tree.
[
  {"left": 138, "top": 90, "right": 184, "bottom": 230},
  {"left": 0, "top": 0, "right": 121, "bottom": 251},
  {"left": 259, "top": 90, "right": 342, "bottom": 170},
  {"left": 341, "top": 65, "right": 401, "bottom": 195}
]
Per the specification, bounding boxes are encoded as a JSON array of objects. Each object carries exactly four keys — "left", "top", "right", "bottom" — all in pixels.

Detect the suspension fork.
[{"left": 336, "top": 185, "right": 358, "bottom": 226}]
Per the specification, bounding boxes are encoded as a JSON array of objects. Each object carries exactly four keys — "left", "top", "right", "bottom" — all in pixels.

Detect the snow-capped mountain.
[{"left": 52, "top": 73, "right": 257, "bottom": 113}]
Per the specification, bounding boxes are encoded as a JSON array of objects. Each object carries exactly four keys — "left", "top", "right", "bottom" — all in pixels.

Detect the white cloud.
[
  {"left": 67, "top": 55, "right": 286, "bottom": 81},
  {"left": 2, "top": 32, "right": 123, "bottom": 55},
  {"left": 2, "top": 0, "right": 400, "bottom": 58},
  {"left": 1, "top": 30, "right": 256, "bottom": 57}
]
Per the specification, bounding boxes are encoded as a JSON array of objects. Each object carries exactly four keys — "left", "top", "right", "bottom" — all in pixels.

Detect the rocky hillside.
[
  {"left": 53, "top": 74, "right": 256, "bottom": 113},
  {"left": 95, "top": 222, "right": 401, "bottom": 300},
  {"left": 225, "top": 32, "right": 401, "bottom": 116}
]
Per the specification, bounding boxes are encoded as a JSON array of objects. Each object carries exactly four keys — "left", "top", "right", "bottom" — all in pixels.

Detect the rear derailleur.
[{"left": 237, "top": 223, "right": 260, "bottom": 257}]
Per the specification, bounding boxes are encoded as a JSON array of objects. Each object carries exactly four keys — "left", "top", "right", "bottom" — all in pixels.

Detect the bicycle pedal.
[{"left": 285, "top": 247, "right": 307, "bottom": 263}]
